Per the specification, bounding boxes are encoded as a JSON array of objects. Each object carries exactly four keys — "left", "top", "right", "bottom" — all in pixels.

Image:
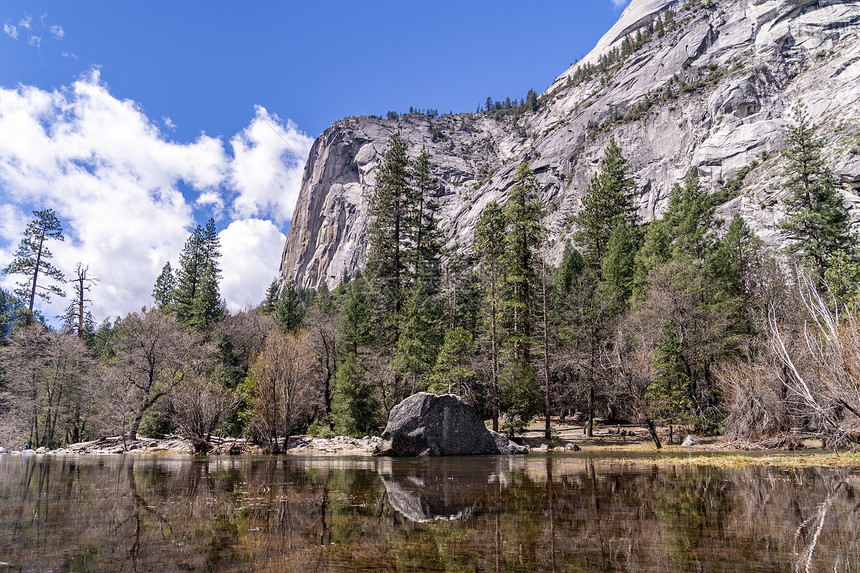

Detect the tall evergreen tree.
[
  {"left": 573, "top": 139, "right": 639, "bottom": 271},
  {"left": 365, "top": 133, "right": 411, "bottom": 326},
  {"left": 662, "top": 169, "right": 720, "bottom": 262},
  {"left": 190, "top": 261, "right": 225, "bottom": 330},
  {"left": 553, "top": 242, "right": 584, "bottom": 296},
  {"left": 331, "top": 352, "right": 381, "bottom": 436},
  {"left": 394, "top": 281, "right": 443, "bottom": 395},
  {"left": 598, "top": 225, "right": 638, "bottom": 313},
  {"left": 0, "top": 289, "right": 20, "bottom": 344},
  {"left": 261, "top": 280, "right": 280, "bottom": 314},
  {"left": 274, "top": 276, "right": 303, "bottom": 332},
  {"left": 408, "top": 147, "right": 443, "bottom": 291},
  {"left": 338, "top": 277, "right": 371, "bottom": 356},
  {"left": 2, "top": 209, "right": 66, "bottom": 326},
  {"left": 777, "top": 103, "right": 853, "bottom": 280},
  {"left": 172, "top": 218, "right": 223, "bottom": 329},
  {"left": 152, "top": 262, "right": 175, "bottom": 308},
  {"left": 475, "top": 201, "right": 507, "bottom": 431},
  {"left": 503, "top": 162, "right": 544, "bottom": 362},
  {"left": 525, "top": 89, "right": 539, "bottom": 112}
]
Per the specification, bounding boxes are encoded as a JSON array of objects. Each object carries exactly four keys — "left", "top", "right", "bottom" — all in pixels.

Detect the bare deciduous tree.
[
  {"left": 1, "top": 325, "right": 93, "bottom": 448},
  {"left": 248, "top": 329, "right": 318, "bottom": 452},
  {"left": 305, "top": 306, "right": 338, "bottom": 420},
  {"left": 105, "top": 308, "right": 204, "bottom": 445},
  {"left": 171, "top": 373, "right": 241, "bottom": 453}
]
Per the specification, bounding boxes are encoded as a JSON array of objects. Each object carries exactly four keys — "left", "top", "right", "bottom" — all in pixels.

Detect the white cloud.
[
  {"left": 27, "top": 35, "right": 40, "bottom": 47},
  {"left": 163, "top": 116, "right": 176, "bottom": 130},
  {"left": 229, "top": 106, "right": 313, "bottom": 225},
  {"left": 4, "top": 24, "right": 18, "bottom": 40},
  {"left": 49, "top": 25, "right": 64, "bottom": 39},
  {"left": 610, "top": 0, "right": 629, "bottom": 8},
  {"left": 218, "top": 219, "right": 286, "bottom": 311},
  {"left": 61, "top": 51, "right": 78, "bottom": 60},
  {"left": 18, "top": 16, "right": 32, "bottom": 30},
  {"left": 0, "top": 72, "right": 309, "bottom": 323}
]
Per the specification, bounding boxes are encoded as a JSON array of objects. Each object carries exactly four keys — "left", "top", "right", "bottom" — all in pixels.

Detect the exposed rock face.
[
  {"left": 375, "top": 393, "right": 528, "bottom": 456},
  {"left": 279, "top": 0, "right": 860, "bottom": 288}
]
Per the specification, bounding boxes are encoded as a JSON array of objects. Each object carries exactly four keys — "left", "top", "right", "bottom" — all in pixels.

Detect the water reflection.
[
  {"left": 378, "top": 457, "right": 518, "bottom": 522},
  {"left": 1, "top": 454, "right": 859, "bottom": 572}
]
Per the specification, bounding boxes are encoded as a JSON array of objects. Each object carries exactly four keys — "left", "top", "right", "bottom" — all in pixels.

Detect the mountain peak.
[{"left": 278, "top": 0, "right": 860, "bottom": 289}]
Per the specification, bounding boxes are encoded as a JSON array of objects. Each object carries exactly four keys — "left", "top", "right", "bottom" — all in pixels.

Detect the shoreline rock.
[{"left": 375, "top": 393, "right": 529, "bottom": 456}]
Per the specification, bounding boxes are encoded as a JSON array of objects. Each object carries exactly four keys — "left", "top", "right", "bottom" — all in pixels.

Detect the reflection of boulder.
[
  {"left": 378, "top": 458, "right": 503, "bottom": 522},
  {"left": 375, "top": 393, "right": 528, "bottom": 456}
]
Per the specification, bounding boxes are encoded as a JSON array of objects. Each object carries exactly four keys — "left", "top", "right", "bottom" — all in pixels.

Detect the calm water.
[{"left": 1, "top": 453, "right": 858, "bottom": 572}]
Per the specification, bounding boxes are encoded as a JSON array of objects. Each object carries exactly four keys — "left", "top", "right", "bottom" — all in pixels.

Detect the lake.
[{"left": 1, "top": 453, "right": 858, "bottom": 572}]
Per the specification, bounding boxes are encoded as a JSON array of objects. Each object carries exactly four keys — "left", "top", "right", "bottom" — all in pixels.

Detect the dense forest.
[{"left": 2, "top": 104, "right": 859, "bottom": 453}]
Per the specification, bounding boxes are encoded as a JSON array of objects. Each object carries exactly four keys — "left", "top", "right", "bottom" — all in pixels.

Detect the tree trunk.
[
  {"left": 587, "top": 383, "right": 594, "bottom": 437},
  {"left": 646, "top": 418, "right": 662, "bottom": 449},
  {"left": 26, "top": 236, "right": 45, "bottom": 327},
  {"left": 490, "top": 256, "right": 499, "bottom": 433},
  {"left": 542, "top": 259, "right": 552, "bottom": 440}
]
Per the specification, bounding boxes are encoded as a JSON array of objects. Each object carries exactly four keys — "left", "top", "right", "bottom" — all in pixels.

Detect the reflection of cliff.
[{"left": 377, "top": 457, "right": 520, "bottom": 522}]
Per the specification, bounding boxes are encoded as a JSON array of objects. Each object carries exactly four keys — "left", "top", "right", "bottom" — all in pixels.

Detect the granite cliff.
[{"left": 279, "top": 0, "right": 860, "bottom": 289}]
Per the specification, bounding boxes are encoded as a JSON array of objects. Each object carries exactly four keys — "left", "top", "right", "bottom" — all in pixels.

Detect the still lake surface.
[{"left": 0, "top": 453, "right": 858, "bottom": 572}]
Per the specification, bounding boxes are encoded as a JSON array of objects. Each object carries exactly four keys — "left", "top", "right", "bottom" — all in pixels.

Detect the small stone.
[{"left": 681, "top": 435, "right": 699, "bottom": 447}]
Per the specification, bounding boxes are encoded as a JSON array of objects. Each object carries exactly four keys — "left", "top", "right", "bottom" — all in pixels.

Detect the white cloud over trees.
[{"left": 0, "top": 71, "right": 313, "bottom": 322}]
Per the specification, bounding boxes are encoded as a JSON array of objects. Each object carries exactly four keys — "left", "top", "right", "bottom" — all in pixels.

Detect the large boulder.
[{"left": 375, "top": 393, "right": 528, "bottom": 456}]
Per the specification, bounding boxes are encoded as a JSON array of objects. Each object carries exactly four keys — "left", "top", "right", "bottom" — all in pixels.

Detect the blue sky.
[{"left": 0, "top": 0, "right": 630, "bottom": 322}]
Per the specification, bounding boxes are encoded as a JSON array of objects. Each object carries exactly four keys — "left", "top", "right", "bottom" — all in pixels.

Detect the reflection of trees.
[{"left": 2, "top": 456, "right": 860, "bottom": 571}]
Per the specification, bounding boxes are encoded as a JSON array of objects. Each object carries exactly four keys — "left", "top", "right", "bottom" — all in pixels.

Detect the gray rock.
[
  {"left": 278, "top": 0, "right": 860, "bottom": 290},
  {"left": 375, "top": 393, "right": 528, "bottom": 456},
  {"left": 681, "top": 435, "right": 700, "bottom": 447},
  {"left": 565, "top": 443, "right": 581, "bottom": 451}
]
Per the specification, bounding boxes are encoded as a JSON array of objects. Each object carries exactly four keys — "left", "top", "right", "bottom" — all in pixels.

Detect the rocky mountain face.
[{"left": 278, "top": 0, "right": 860, "bottom": 289}]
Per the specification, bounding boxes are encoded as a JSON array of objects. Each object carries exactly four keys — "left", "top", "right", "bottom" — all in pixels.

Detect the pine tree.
[
  {"left": 777, "top": 103, "right": 853, "bottom": 280},
  {"left": 573, "top": 139, "right": 639, "bottom": 271},
  {"left": 394, "top": 281, "right": 443, "bottom": 395},
  {"left": 429, "top": 327, "right": 477, "bottom": 395},
  {"left": 633, "top": 220, "right": 671, "bottom": 297},
  {"left": 408, "top": 148, "right": 443, "bottom": 292},
  {"left": 648, "top": 324, "right": 693, "bottom": 443},
  {"left": 338, "top": 277, "right": 371, "bottom": 356},
  {"left": 274, "top": 277, "right": 303, "bottom": 332},
  {"left": 365, "top": 133, "right": 411, "bottom": 328},
  {"left": 261, "top": 280, "right": 280, "bottom": 314},
  {"left": 172, "top": 218, "right": 223, "bottom": 329},
  {"left": 2, "top": 209, "right": 66, "bottom": 326},
  {"left": 525, "top": 89, "right": 539, "bottom": 112},
  {"left": 475, "top": 201, "right": 507, "bottom": 431},
  {"left": 598, "top": 225, "right": 638, "bottom": 313},
  {"left": 662, "top": 169, "right": 720, "bottom": 262},
  {"left": 553, "top": 242, "right": 584, "bottom": 296},
  {"left": 152, "top": 262, "right": 175, "bottom": 308},
  {"left": 190, "top": 261, "right": 225, "bottom": 330},
  {"left": 331, "top": 352, "right": 381, "bottom": 436},
  {"left": 503, "top": 162, "right": 544, "bottom": 362},
  {"left": 0, "top": 289, "right": 20, "bottom": 344}
]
